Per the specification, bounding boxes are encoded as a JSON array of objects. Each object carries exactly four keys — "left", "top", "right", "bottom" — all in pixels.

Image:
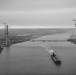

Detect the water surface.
[
  {"left": 0, "top": 32, "right": 76, "bottom": 75},
  {"left": 0, "top": 40, "right": 76, "bottom": 75}
]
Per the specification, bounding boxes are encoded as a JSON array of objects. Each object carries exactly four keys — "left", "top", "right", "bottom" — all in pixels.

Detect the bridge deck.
[{"left": 31, "top": 40, "right": 67, "bottom": 42}]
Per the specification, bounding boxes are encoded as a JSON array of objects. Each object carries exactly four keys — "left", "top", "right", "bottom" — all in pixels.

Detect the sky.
[{"left": 0, "top": 0, "right": 76, "bottom": 28}]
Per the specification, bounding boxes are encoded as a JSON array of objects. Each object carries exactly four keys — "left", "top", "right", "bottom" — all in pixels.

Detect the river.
[{"left": 0, "top": 33, "right": 76, "bottom": 75}]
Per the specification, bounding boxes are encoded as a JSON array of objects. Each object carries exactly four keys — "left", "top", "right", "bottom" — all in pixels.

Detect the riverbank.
[
  {"left": 67, "top": 33, "right": 76, "bottom": 44},
  {"left": 0, "top": 28, "right": 76, "bottom": 46}
]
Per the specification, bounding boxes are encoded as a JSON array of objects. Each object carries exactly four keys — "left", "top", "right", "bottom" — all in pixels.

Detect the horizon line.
[{"left": 0, "top": 26, "right": 75, "bottom": 29}]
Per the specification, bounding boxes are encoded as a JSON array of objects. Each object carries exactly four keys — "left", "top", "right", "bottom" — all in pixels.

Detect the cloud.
[
  {"left": 0, "top": 0, "right": 76, "bottom": 28},
  {"left": 0, "top": 7, "right": 76, "bottom": 15},
  {"left": 0, "top": 0, "right": 76, "bottom": 11}
]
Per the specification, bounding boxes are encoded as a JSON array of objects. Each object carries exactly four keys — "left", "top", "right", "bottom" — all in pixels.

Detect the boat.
[
  {"left": 49, "top": 50, "right": 61, "bottom": 65},
  {"left": 51, "top": 54, "right": 61, "bottom": 65}
]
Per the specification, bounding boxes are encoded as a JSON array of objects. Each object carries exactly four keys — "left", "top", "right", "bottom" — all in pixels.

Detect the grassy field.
[
  {"left": 0, "top": 28, "right": 76, "bottom": 45},
  {"left": 0, "top": 28, "right": 76, "bottom": 36}
]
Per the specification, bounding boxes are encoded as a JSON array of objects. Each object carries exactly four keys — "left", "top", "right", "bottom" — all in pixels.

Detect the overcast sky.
[{"left": 0, "top": 0, "right": 76, "bottom": 28}]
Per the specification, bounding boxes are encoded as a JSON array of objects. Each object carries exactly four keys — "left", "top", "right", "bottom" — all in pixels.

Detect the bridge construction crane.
[{"left": 72, "top": 19, "right": 76, "bottom": 27}]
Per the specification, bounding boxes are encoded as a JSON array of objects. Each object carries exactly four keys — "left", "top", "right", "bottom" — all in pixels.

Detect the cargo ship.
[
  {"left": 49, "top": 50, "right": 61, "bottom": 65},
  {"left": 51, "top": 54, "right": 61, "bottom": 65}
]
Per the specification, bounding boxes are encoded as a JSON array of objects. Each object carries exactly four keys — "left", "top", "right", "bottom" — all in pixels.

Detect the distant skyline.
[{"left": 0, "top": 0, "right": 76, "bottom": 28}]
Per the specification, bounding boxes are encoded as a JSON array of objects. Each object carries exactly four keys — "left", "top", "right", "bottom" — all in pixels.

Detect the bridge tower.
[
  {"left": 4, "top": 23, "right": 10, "bottom": 46},
  {"left": 73, "top": 19, "right": 76, "bottom": 27}
]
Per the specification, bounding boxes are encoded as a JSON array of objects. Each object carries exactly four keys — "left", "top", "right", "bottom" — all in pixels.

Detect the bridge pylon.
[
  {"left": 73, "top": 19, "right": 76, "bottom": 27},
  {"left": 4, "top": 23, "right": 10, "bottom": 47}
]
